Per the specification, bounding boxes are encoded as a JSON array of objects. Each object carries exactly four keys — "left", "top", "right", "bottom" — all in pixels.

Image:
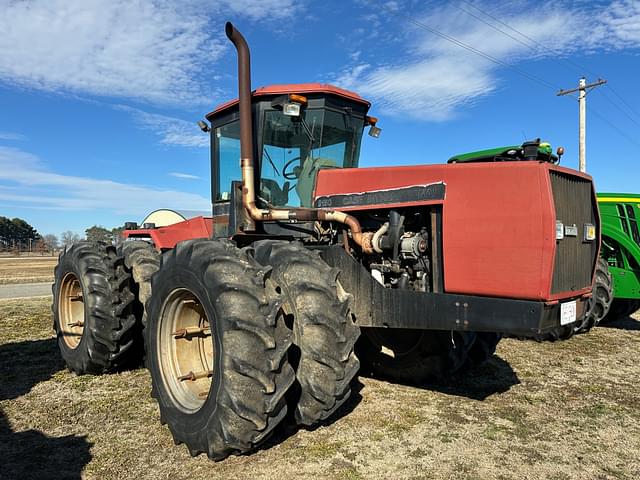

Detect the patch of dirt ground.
[
  {"left": 0, "top": 256, "right": 57, "bottom": 284},
  {"left": 1, "top": 297, "right": 639, "bottom": 479}
]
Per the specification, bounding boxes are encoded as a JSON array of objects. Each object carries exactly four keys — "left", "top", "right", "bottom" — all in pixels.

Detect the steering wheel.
[{"left": 283, "top": 157, "right": 301, "bottom": 180}]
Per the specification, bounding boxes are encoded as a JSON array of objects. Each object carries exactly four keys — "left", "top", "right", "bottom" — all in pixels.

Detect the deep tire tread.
[
  {"left": 146, "top": 239, "right": 294, "bottom": 460},
  {"left": 253, "top": 241, "right": 360, "bottom": 427},
  {"left": 52, "top": 241, "right": 139, "bottom": 374},
  {"left": 575, "top": 257, "right": 613, "bottom": 333}
]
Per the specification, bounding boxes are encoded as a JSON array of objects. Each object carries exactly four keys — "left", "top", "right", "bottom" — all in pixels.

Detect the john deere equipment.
[
  {"left": 598, "top": 193, "right": 640, "bottom": 320},
  {"left": 53, "top": 23, "right": 600, "bottom": 459}
]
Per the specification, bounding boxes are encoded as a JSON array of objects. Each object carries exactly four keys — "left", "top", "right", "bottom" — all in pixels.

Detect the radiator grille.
[{"left": 550, "top": 171, "right": 598, "bottom": 294}]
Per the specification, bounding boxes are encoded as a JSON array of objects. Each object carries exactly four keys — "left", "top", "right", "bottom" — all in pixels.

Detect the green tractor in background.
[{"left": 597, "top": 193, "right": 640, "bottom": 321}]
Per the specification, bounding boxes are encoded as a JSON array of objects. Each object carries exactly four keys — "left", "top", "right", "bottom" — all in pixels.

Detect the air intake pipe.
[{"left": 225, "top": 22, "right": 374, "bottom": 253}]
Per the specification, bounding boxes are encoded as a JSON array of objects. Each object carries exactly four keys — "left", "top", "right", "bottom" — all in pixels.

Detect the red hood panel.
[{"left": 315, "top": 163, "right": 593, "bottom": 301}]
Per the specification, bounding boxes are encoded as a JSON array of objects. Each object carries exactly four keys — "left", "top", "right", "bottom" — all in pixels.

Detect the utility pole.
[{"left": 557, "top": 77, "right": 607, "bottom": 173}]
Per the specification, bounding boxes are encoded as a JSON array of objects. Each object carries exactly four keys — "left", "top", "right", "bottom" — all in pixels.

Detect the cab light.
[
  {"left": 289, "top": 93, "right": 307, "bottom": 105},
  {"left": 283, "top": 103, "right": 301, "bottom": 116}
]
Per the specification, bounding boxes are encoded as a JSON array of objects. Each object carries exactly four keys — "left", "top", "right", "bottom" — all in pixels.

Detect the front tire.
[
  {"left": 146, "top": 239, "right": 295, "bottom": 459},
  {"left": 52, "top": 241, "right": 138, "bottom": 374}
]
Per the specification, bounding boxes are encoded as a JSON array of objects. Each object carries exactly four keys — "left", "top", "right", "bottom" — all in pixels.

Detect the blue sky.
[{"left": 1, "top": 0, "right": 639, "bottom": 238}]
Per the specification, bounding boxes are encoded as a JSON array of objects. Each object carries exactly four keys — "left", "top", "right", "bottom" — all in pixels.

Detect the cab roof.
[{"left": 206, "top": 83, "right": 370, "bottom": 119}]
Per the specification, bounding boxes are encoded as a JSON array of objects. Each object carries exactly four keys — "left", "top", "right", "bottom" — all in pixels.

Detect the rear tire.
[
  {"left": 253, "top": 241, "right": 360, "bottom": 427},
  {"left": 146, "top": 239, "right": 295, "bottom": 459},
  {"left": 576, "top": 257, "right": 613, "bottom": 333},
  {"left": 52, "top": 241, "right": 138, "bottom": 374},
  {"left": 356, "top": 328, "right": 476, "bottom": 384}
]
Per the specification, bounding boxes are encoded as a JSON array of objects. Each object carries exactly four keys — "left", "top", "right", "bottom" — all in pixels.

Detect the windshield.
[{"left": 260, "top": 108, "right": 363, "bottom": 207}]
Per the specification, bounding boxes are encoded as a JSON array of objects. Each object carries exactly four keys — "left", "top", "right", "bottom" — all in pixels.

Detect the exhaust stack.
[{"left": 224, "top": 22, "right": 373, "bottom": 253}]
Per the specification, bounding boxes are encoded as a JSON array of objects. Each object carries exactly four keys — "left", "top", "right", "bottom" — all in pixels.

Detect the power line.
[
  {"left": 589, "top": 106, "right": 640, "bottom": 148},
  {"left": 385, "top": 7, "right": 559, "bottom": 92},
  {"left": 598, "top": 87, "right": 640, "bottom": 128},
  {"left": 383, "top": 2, "right": 640, "bottom": 150},
  {"left": 605, "top": 84, "right": 640, "bottom": 121},
  {"left": 451, "top": 3, "right": 538, "bottom": 53},
  {"left": 455, "top": 1, "right": 640, "bottom": 147},
  {"left": 458, "top": 0, "right": 600, "bottom": 79}
]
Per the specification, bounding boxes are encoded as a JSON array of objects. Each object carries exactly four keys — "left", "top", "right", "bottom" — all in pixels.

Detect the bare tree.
[
  {"left": 61, "top": 231, "right": 80, "bottom": 248},
  {"left": 43, "top": 234, "right": 59, "bottom": 252}
]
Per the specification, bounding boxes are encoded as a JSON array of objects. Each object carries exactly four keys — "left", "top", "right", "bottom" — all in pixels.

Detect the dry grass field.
[
  {"left": 1, "top": 297, "right": 639, "bottom": 480},
  {"left": 0, "top": 256, "right": 57, "bottom": 285}
]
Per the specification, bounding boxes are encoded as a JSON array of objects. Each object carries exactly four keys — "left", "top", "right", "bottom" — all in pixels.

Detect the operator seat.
[{"left": 296, "top": 157, "right": 338, "bottom": 207}]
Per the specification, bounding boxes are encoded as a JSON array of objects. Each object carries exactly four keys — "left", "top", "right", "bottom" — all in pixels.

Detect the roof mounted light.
[
  {"left": 283, "top": 102, "right": 301, "bottom": 116},
  {"left": 366, "top": 116, "right": 381, "bottom": 138},
  {"left": 289, "top": 93, "right": 307, "bottom": 105}
]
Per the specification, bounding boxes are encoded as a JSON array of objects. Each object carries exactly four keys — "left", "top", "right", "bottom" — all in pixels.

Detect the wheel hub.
[
  {"left": 158, "top": 289, "right": 214, "bottom": 413},
  {"left": 58, "top": 272, "right": 85, "bottom": 349}
]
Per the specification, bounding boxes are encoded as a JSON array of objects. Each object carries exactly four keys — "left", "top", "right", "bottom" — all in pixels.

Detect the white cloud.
[
  {"left": 169, "top": 172, "right": 201, "bottom": 180},
  {"left": 0, "top": 146, "right": 210, "bottom": 215},
  {"left": 335, "top": 1, "right": 640, "bottom": 120},
  {"left": 0, "top": 0, "right": 303, "bottom": 105},
  {"left": 0, "top": 132, "right": 26, "bottom": 141},
  {"left": 118, "top": 105, "right": 208, "bottom": 148},
  {"left": 220, "top": 0, "right": 302, "bottom": 20},
  {"left": 601, "top": 0, "right": 640, "bottom": 45}
]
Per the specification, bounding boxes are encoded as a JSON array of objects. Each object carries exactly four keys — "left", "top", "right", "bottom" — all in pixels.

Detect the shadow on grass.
[
  {"left": 0, "top": 411, "right": 92, "bottom": 480},
  {"left": 431, "top": 356, "right": 520, "bottom": 400},
  {"left": 598, "top": 316, "right": 640, "bottom": 331},
  {"left": 0, "top": 338, "right": 92, "bottom": 479},
  {"left": 358, "top": 355, "right": 520, "bottom": 402},
  {"left": 0, "top": 338, "right": 64, "bottom": 401}
]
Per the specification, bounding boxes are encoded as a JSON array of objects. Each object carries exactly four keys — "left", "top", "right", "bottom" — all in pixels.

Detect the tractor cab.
[{"left": 206, "top": 84, "right": 375, "bottom": 210}]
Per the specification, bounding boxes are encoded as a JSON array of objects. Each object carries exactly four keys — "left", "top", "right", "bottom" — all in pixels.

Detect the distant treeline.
[
  {"left": 1, "top": 216, "right": 128, "bottom": 253},
  {"left": 0, "top": 216, "right": 41, "bottom": 251}
]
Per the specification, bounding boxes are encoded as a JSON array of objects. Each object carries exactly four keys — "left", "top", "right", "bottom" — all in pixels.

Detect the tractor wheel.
[
  {"left": 575, "top": 257, "right": 613, "bottom": 333},
  {"left": 119, "top": 240, "right": 161, "bottom": 328},
  {"left": 52, "top": 241, "right": 138, "bottom": 374},
  {"left": 461, "top": 333, "right": 501, "bottom": 370},
  {"left": 146, "top": 239, "right": 295, "bottom": 459},
  {"left": 356, "top": 328, "right": 475, "bottom": 385},
  {"left": 602, "top": 299, "right": 640, "bottom": 323},
  {"left": 252, "top": 241, "right": 360, "bottom": 427}
]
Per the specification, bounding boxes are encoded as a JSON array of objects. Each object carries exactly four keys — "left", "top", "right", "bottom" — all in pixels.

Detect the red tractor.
[{"left": 53, "top": 23, "right": 600, "bottom": 460}]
